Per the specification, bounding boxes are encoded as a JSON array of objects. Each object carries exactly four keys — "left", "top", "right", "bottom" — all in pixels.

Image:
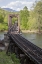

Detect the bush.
[{"left": 11, "top": 53, "right": 20, "bottom": 64}]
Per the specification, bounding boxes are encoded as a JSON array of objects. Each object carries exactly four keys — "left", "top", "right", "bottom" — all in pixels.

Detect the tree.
[
  {"left": 23, "top": 6, "right": 28, "bottom": 10},
  {"left": 34, "top": 0, "right": 42, "bottom": 32},
  {"left": 0, "top": 14, "right": 4, "bottom": 23},
  {"left": 12, "top": 17, "right": 18, "bottom": 24},
  {"left": 20, "top": 6, "right": 29, "bottom": 29},
  {"left": 27, "top": 11, "right": 37, "bottom": 30}
]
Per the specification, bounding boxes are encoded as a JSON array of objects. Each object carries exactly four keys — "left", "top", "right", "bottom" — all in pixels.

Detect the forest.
[{"left": 0, "top": 0, "right": 42, "bottom": 32}]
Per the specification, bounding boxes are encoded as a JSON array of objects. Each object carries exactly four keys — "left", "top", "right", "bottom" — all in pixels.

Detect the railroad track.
[{"left": 9, "top": 33, "right": 42, "bottom": 64}]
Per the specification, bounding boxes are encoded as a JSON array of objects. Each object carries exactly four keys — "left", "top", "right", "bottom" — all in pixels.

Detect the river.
[
  {"left": 0, "top": 32, "right": 42, "bottom": 49},
  {"left": 22, "top": 33, "right": 42, "bottom": 49},
  {"left": 0, "top": 32, "right": 4, "bottom": 40}
]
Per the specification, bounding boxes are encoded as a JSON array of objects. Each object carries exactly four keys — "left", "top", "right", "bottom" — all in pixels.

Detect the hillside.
[{"left": 2, "top": 8, "right": 17, "bottom": 12}]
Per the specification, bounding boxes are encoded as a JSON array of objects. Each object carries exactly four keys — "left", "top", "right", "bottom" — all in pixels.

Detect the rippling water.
[
  {"left": 22, "top": 33, "right": 42, "bottom": 49},
  {"left": 0, "top": 32, "right": 42, "bottom": 49}
]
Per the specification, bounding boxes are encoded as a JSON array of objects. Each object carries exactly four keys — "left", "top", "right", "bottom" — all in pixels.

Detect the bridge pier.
[
  {"left": 8, "top": 15, "right": 12, "bottom": 30},
  {"left": 25, "top": 56, "right": 35, "bottom": 64},
  {"left": 6, "top": 35, "right": 42, "bottom": 64},
  {"left": 6, "top": 37, "right": 15, "bottom": 55},
  {"left": 20, "top": 55, "right": 35, "bottom": 64},
  {"left": 20, "top": 54, "right": 26, "bottom": 64},
  {"left": 6, "top": 39, "right": 35, "bottom": 64},
  {"left": 15, "top": 47, "right": 20, "bottom": 58}
]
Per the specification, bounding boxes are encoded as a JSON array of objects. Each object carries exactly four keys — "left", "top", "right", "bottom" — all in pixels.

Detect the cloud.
[
  {"left": 1, "top": 1, "right": 33, "bottom": 11},
  {"left": 0, "top": 0, "right": 2, "bottom": 1},
  {"left": 0, "top": 0, "right": 4, "bottom": 2}
]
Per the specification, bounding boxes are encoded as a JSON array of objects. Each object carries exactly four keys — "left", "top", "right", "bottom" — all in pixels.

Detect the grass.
[
  {"left": 0, "top": 51, "right": 14, "bottom": 64},
  {"left": 11, "top": 53, "right": 20, "bottom": 64},
  {"left": 0, "top": 51, "right": 20, "bottom": 64}
]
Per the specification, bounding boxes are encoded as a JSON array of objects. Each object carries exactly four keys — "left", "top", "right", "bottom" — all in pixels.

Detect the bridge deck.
[{"left": 9, "top": 33, "right": 42, "bottom": 64}]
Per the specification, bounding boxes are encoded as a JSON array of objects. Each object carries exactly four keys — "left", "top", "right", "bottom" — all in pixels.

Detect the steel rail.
[{"left": 9, "top": 33, "right": 42, "bottom": 64}]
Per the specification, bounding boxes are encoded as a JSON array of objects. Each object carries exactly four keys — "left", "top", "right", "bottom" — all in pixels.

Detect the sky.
[{"left": 0, "top": 0, "right": 37, "bottom": 11}]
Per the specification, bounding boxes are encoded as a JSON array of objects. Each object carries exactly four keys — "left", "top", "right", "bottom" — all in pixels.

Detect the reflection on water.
[{"left": 22, "top": 33, "right": 42, "bottom": 49}]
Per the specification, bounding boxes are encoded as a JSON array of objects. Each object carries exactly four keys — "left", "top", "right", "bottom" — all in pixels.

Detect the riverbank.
[
  {"left": 22, "top": 30, "right": 42, "bottom": 34},
  {"left": 0, "top": 30, "right": 8, "bottom": 33},
  {"left": 0, "top": 30, "right": 42, "bottom": 34}
]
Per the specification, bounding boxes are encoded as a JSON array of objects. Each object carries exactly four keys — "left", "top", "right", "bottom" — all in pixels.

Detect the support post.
[
  {"left": 18, "top": 15, "right": 20, "bottom": 33},
  {"left": 15, "top": 47, "right": 20, "bottom": 58},
  {"left": 8, "top": 15, "right": 12, "bottom": 30},
  {"left": 25, "top": 56, "right": 35, "bottom": 64},
  {"left": 20, "top": 54, "right": 26, "bottom": 64}
]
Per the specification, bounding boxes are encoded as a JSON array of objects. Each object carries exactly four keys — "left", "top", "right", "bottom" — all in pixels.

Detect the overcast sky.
[{"left": 0, "top": 0, "right": 37, "bottom": 11}]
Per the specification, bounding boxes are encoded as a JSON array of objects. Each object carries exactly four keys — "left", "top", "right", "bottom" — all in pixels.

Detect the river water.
[
  {"left": 0, "top": 32, "right": 42, "bottom": 49},
  {"left": 0, "top": 32, "right": 4, "bottom": 40},
  {"left": 22, "top": 33, "right": 42, "bottom": 49}
]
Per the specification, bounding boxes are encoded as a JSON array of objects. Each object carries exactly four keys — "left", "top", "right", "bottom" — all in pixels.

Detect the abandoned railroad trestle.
[{"left": 5, "top": 14, "right": 42, "bottom": 64}]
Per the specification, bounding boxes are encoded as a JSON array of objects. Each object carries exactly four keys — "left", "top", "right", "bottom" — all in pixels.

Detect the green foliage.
[
  {"left": 33, "top": 0, "right": 42, "bottom": 31},
  {"left": 11, "top": 53, "right": 20, "bottom": 64},
  {"left": 0, "top": 1, "right": 42, "bottom": 32},
  {"left": 0, "top": 14, "right": 4, "bottom": 23},
  {"left": 0, "top": 51, "right": 20, "bottom": 64},
  {"left": 23, "top": 6, "right": 28, "bottom": 10},
  {"left": 12, "top": 17, "right": 18, "bottom": 24},
  {"left": 0, "top": 8, "right": 9, "bottom": 31},
  {"left": 27, "top": 0, "right": 42, "bottom": 31},
  {"left": 0, "top": 23, "right": 8, "bottom": 31},
  {"left": 20, "top": 6, "right": 29, "bottom": 30},
  {"left": 0, "top": 8, "right": 19, "bottom": 31},
  {"left": 0, "top": 51, "right": 14, "bottom": 64},
  {"left": 0, "top": 9, "right": 13, "bottom": 31},
  {"left": 34, "top": 0, "right": 42, "bottom": 15}
]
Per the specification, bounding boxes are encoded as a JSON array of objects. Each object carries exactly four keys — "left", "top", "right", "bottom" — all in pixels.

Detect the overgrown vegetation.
[
  {"left": 20, "top": 0, "right": 42, "bottom": 31},
  {"left": 11, "top": 53, "right": 20, "bottom": 64},
  {"left": 0, "top": 51, "right": 20, "bottom": 64},
  {"left": 20, "top": 6, "right": 29, "bottom": 30},
  {"left": 0, "top": 8, "right": 18, "bottom": 31},
  {"left": 0, "top": 0, "right": 42, "bottom": 32}
]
